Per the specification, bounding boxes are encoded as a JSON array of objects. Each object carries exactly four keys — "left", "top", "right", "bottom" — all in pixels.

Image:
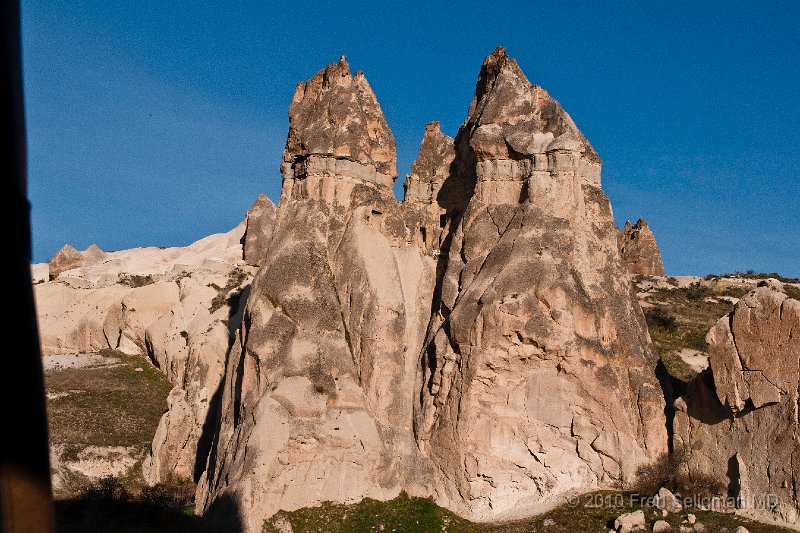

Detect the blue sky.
[{"left": 22, "top": 0, "right": 799, "bottom": 276}]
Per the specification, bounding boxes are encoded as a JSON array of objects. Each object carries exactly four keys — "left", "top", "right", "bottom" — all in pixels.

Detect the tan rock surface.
[
  {"left": 198, "top": 59, "right": 436, "bottom": 531},
  {"left": 242, "top": 193, "right": 277, "bottom": 266},
  {"left": 674, "top": 288, "right": 800, "bottom": 527},
  {"left": 618, "top": 219, "right": 665, "bottom": 276},
  {"left": 412, "top": 46, "right": 666, "bottom": 520},
  {"left": 49, "top": 244, "right": 85, "bottom": 280},
  {"left": 35, "top": 222, "right": 255, "bottom": 493}
]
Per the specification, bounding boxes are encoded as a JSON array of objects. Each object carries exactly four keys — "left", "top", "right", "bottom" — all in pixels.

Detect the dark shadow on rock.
[
  {"left": 654, "top": 359, "right": 675, "bottom": 453},
  {"left": 193, "top": 284, "right": 250, "bottom": 483},
  {"left": 683, "top": 368, "right": 730, "bottom": 426}
]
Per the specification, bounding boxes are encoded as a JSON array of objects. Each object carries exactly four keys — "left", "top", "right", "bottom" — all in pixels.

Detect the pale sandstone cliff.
[
  {"left": 618, "top": 218, "right": 665, "bottom": 276},
  {"left": 35, "top": 220, "right": 258, "bottom": 486}
]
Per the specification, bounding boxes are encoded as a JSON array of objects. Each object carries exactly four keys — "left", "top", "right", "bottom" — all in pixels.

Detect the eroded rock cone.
[
  {"left": 414, "top": 46, "right": 666, "bottom": 519},
  {"left": 674, "top": 287, "right": 800, "bottom": 527},
  {"left": 49, "top": 243, "right": 106, "bottom": 280},
  {"left": 197, "top": 58, "right": 436, "bottom": 532},
  {"left": 618, "top": 219, "right": 665, "bottom": 276}
]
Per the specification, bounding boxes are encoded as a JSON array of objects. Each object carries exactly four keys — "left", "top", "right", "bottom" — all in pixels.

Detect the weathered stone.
[
  {"left": 413, "top": 46, "right": 666, "bottom": 520},
  {"left": 614, "top": 509, "right": 646, "bottom": 533},
  {"left": 653, "top": 520, "right": 672, "bottom": 533},
  {"left": 242, "top": 193, "right": 276, "bottom": 266},
  {"left": 49, "top": 244, "right": 84, "bottom": 280},
  {"left": 280, "top": 56, "right": 397, "bottom": 206},
  {"left": 618, "top": 219, "right": 665, "bottom": 276},
  {"left": 674, "top": 288, "right": 800, "bottom": 528}
]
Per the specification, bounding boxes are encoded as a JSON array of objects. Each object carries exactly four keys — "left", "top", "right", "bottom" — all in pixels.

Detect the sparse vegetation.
[
  {"left": 706, "top": 270, "right": 800, "bottom": 284},
  {"left": 263, "top": 489, "right": 794, "bottom": 533},
  {"left": 46, "top": 350, "right": 173, "bottom": 497},
  {"left": 208, "top": 267, "right": 250, "bottom": 313},
  {"left": 119, "top": 273, "right": 156, "bottom": 288},
  {"left": 631, "top": 446, "right": 725, "bottom": 499}
]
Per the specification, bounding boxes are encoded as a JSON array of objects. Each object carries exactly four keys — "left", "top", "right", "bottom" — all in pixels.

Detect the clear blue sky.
[{"left": 22, "top": 0, "right": 800, "bottom": 277}]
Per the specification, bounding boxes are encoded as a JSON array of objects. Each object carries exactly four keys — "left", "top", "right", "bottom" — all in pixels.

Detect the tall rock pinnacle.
[{"left": 280, "top": 56, "right": 397, "bottom": 205}]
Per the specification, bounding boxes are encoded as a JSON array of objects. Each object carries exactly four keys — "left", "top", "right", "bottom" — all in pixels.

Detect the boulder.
[
  {"left": 655, "top": 487, "right": 682, "bottom": 513},
  {"left": 614, "top": 509, "right": 646, "bottom": 533}
]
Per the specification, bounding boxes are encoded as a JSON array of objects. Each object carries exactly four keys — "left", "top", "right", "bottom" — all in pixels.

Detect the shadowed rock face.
[
  {"left": 618, "top": 219, "right": 665, "bottom": 276},
  {"left": 674, "top": 288, "right": 800, "bottom": 527},
  {"left": 196, "top": 47, "right": 666, "bottom": 531}
]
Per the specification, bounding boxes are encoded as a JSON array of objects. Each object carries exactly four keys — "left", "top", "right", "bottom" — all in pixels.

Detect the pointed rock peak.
[
  {"left": 284, "top": 57, "right": 397, "bottom": 178},
  {"left": 84, "top": 244, "right": 104, "bottom": 254},
  {"left": 54, "top": 243, "right": 79, "bottom": 257},
  {"left": 249, "top": 192, "right": 276, "bottom": 212},
  {"left": 619, "top": 218, "right": 665, "bottom": 276},
  {"left": 411, "top": 121, "right": 455, "bottom": 184},
  {"left": 464, "top": 47, "right": 599, "bottom": 163}
]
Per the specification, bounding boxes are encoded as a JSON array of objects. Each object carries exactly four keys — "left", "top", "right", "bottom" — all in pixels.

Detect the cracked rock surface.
[{"left": 674, "top": 287, "right": 800, "bottom": 527}]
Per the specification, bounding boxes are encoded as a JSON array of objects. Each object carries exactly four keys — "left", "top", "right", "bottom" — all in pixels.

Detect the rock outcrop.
[
  {"left": 242, "top": 193, "right": 277, "bottom": 266},
  {"left": 35, "top": 221, "right": 257, "bottom": 490},
  {"left": 412, "top": 47, "right": 665, "bottom": 520},
  {"left": 674, "top": 287, "right": 800, "bottom": 527},
  {"left": 618, "top": 219, "right": 665, "bottom": 276},
  {"left": 197, "top": 58, "right": 437, "bottom": 531},
  {"left": 196, "top": 47, "right": 665, "bottom": 531},
  {"left": 49, "top": 243, "right": 106, "bottom": 280}
]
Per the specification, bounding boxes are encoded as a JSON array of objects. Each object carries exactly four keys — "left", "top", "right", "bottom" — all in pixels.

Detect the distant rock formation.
[
  {"left": 674, "top": 287, "right": 800, "bottom": 527},
  {"left": 617, "top": 219, "right": 665, "bottom": 276},
  {"left": 49, "top": 243, "right": 106, "bottom": 280},
  {"left": 195, "top": 47, "right": 665, "bottom": 531}
]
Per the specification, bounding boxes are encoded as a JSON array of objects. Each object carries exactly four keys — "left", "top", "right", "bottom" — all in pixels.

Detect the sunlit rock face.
[
  {"left": 195, "top": 47, "right": 665, "bottom": 531},
  {"left": 617, "top": 218, "right": 665, "bottom": 276},
  {"left": 413, "top": 46, "right": 666, "bottom": 520},
  {"left": 674, "top": 287, "right": 800, "bottom": 528}
]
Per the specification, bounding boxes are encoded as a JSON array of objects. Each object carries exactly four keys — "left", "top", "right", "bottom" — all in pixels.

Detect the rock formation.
[
  {"left": 197, "top": 57, "right": 437, "bottom": 531},
  {"left": 618, "top": 219, "right": 665, "bottom": 276},
  {"left": 196, "top": 48, "right": 666, "bottom": 531},
  {"left": 49, "top": 243, "right": 106, "bottom": 280},
  {"left": 412, "top": 46, "right": 666, "bottom": 520},
  {"left": 242, "top": 193, "right": 277, "bottom": 266},
  {"left": 674, "top": 287, "right": 800, "bottom": 527},
  {"left": 34, "top": 221, "right": 257, "bottom": 489}
]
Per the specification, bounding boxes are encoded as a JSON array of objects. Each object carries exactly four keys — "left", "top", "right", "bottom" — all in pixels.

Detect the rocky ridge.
[{"left": 193, "top": 47, "right": 666, "bottom": 531}]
